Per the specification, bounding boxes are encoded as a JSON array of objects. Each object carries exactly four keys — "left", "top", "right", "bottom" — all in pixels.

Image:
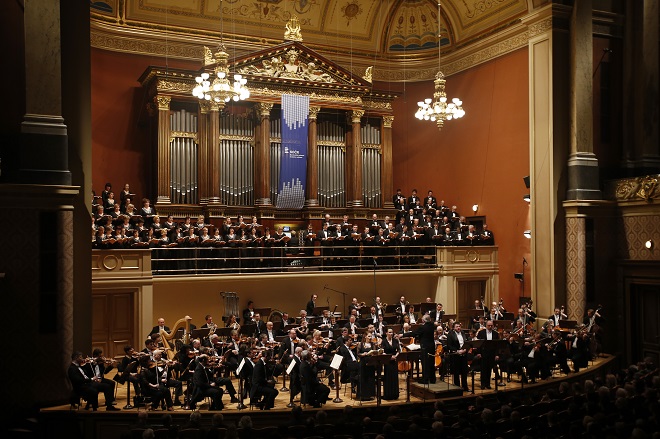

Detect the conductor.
[{"left": 402, "top": 314, "right": 436, "bottom": 384}]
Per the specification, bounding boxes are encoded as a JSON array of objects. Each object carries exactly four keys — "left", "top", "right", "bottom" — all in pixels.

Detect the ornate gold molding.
[
  {"left": 199, "top": 101, "right": 211, "bottom": 114},
  {"left": 309, "top": 106, "right": 321, "bottom": 120},
  {"left": 219, "top": 135, "right": 254, "bottom": 143},
  {"left": 170, "top": 131, "right": 198, "bottom": 142},
  {"left": 317, "top": 141, "right": 345, "bottom": 148},
  {"left": 351, "top": 110, "right": 365, "bottom": 124},
  {"left": 255, "top": 102, "right": 274, "bottom": 119},
  {"left": 383, "top": 116, "right": 394, "bottom": 128},
  {"left": 610, "top": 175, "right": 660, "bottom": 201},
  {"left": 251, "top": 87, "right": 363, "bottom": 106},
  {"left": 155, "top": 96, "right": 171, "bottom": 110}
]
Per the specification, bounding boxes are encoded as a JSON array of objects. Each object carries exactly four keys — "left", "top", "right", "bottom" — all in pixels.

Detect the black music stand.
[
  {"left": 397, "top": 351, "right": 421, "bottom": 403},
  {"left": 240, "top": 324, "right": 256, "bottom": 337},
  {"left": 117, "top": 361, "right": 138, "bottom": 409},
  {"left": 313, "top": 306, "right": 329, "bottom": 316},
  {"left": 490, "top": 339, "right": 511, "bottom": 390},
  {"left": 254, "top": 307, "right": 271, "bottom": 319},
  {"left": 420, "top": 302, "right": 436, "bottom": 314},
  {"left": 365, "top": 354, "right": 391, "bottom": 407},
  {"left": 191, "top": 328, "right": 212, "bottom": 340},
  {"left": 213, "top": 327, "right": 233, "bottom": 340}
]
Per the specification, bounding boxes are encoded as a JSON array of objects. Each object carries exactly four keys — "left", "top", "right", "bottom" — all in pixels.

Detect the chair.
[
  {"left": 288, "top": 425, "right": 308, "bottom": 439},
  {"left": 178, "top": 428, "right": 202, "bottom": 439},
  {"left": 130, "top": 428, "right": 146, "bottom": 439},
  {"left": 152, "top": 428, "right": 170, "bottom": 439}
]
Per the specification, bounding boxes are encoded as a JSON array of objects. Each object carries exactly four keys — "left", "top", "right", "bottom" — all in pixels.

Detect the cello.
[{"left": 398, "top": 337, "right": 414, "bottom": 373}]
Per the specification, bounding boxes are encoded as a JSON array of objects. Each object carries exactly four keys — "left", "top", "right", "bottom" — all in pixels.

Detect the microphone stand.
[
  {"left": 373, "top": 260, "right": 378, "bottom": 307},
  {"left": 324, "top": 285, "right": 349, "bottom": 317}
]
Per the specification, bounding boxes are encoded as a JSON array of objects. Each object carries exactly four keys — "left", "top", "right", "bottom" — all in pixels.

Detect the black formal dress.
[
  {"left": 357, "top": 342, "right": 377, "bottom": 400},
  {"left": 381, "top": 337, "right": 400, "bottom": 400}
]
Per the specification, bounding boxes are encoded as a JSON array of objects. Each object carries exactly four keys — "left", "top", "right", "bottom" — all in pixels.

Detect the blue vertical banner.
[{"left": 277, "top": 94, "right": 309, "bottom": 209}]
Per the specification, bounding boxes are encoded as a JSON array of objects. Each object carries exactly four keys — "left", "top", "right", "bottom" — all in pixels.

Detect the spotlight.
[
  {"left": 645, "top": 240, "right": 653, "bottom": 250},
  {"left": 472, "top": 204, "right": 478, "bottom": 212},
  {"left": 523, "top": 194, "right": 530, "bottom": 203},
  {"left": 523, "top": 230, "right": 532, "bottom": 239},
  {"left": 523, "top": 176, "right": 530, "bottom": 189}
]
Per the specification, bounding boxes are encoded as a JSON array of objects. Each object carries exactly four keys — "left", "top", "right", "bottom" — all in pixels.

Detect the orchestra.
[{"left": 67, "top": 294, "right": 608, "bottom": 413}]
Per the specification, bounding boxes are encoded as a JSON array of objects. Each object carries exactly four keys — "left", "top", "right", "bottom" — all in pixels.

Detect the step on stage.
[{"left": 410, "top": 380, "right": 464, "bottom": 400}]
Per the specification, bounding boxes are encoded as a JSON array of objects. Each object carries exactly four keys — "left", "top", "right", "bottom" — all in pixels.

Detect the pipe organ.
[
  {"left": 139, "top": 35, "right": 396, "bottom": 217},
  {"left": 169, "top": 109, "right": 199, "bottom": 204},
  {"left": 219, "top": 112, "right": 255, "bottom": 206}
]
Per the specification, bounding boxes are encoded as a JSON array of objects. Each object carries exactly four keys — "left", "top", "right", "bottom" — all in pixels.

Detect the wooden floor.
[{"left": 43, "top": 354, "right": 614, "bottom": 414}]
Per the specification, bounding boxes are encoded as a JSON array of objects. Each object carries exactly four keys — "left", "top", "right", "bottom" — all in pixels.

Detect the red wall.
[
  {"left": 91, "top": 47, "right": 531, "bottom": 307},
  {"left": 388, "top": 48, "right": 531, "bottom": 305},
  {"left": 91, "top": 49, "right": 198, "bottom": 201}
]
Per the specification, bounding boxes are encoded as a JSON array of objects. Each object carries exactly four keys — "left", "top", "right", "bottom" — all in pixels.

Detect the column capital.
[
  {"left": 351, "top": 110, "right": 365, "bottom": 124},
  {"left": 199, "top": 100, "right": 211, "bottom": 114},
  {"left": 383, "top": 116, "right": 394, "bottom": 128},
  {"left": 210, "top": 101, "right": 222, "bottom": 112},
  {"left": 255, "top": 102, "right": 274, "bottom": 118},
  {"left": 155, "top": 96, "right": 171, "bottom": 111},
  {"left": 309, "top": 106, "right": 321, "bottom": 120}
]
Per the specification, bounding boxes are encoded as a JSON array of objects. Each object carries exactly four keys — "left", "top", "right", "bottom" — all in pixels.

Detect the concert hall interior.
[{"left": 1, "top": 0, "right": 659, "bottom": 436}]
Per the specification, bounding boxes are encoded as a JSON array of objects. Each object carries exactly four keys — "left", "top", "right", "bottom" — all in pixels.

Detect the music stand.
[
  {"left": 365, "top": 354, "right": 392, "bottom": 407},
  {"left": 559, "top": 319, "right": 578, "bottom": 329},
  {"left": 490, "top": 339, "right": 511, "bottom": 390},
  {"left": 442, "top": 314, "right": 457, "bottom": 324},
  {"left": 397, "top": 351, "right": 421, "bottom": 403},
  {"left": 118, "top": 360, "right": 138, "bottom": 409},
  {"left": 240, "top": 324, "right": 256, "bottom": 337},
  {"left": 254, "top": 308, "right": 271, "bottom": 319},
  {"left": 495, "top": 320, "right": 513, "bottom": 332},
  {"left": 420, "top": 302, "right": 436, "bottom": 314},
  {"left": 383, "top": 315, "right": 398, "bottom": 325},
  {"left": 313, "top": 306, "right": 329, "bottom": 316},
  {"left": 191, "top": 328, "right": 212, "bottom": 340},
  {"left": 213, "top": 327, "right": 233, "bottom": 339}
]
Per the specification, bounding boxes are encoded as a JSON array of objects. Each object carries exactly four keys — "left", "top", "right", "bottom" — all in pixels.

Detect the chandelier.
[
  {"left": 192, "top": 45, "right": 249, "bottom": 104},
  {"left": 414, "top": 2, "right": 465, "bottom": 129},
  {"left": 192, "top": 0, "right": 249, "bottom": 104}
]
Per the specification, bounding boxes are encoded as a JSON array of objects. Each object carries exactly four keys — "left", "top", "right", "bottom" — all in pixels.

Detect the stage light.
[
  {"left": 523, "top": 194, "right": 530, "bottom": 203},
  {"left": 645, "top": 240, "right": 653, "bottom": 250},
  {"left": 523, "top": 230, "right": 532, "bottom": 239},
  {"left": 472, "top": 204, "right": 478, "bottom": 212}
]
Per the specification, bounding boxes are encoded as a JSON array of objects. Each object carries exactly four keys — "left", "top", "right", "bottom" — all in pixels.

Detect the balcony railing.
[{"left": 150, "top": 244, "right": 439, "bottom": 275}]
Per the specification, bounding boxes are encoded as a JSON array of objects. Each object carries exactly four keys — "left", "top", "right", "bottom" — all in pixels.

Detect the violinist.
[
  {"left": 91, "top": 348, "right": 118, "bottom": 399},
  {"left": 547, "top": 328, "right": 571, "bottom": 375},
  {"left": 117, "top": 345, "right": 142, "bottom": 396},
  {"left": 250, "top": 350, "right": 279, "bottom": 410},
  {"left": 139, "top": 355, "right": 174, "bottom": 411},
  {"left": 203, "top": 347, "right": 241, "bottom": 404},
  {"left": 68, "top": 351, "right": 120, "bottom": 411},
  {"left": 152, "top": 349, "right": 183, "bottom": 406},
  {"left": 279, "top": 329, "right": 299, "bottom": 365},
  {"left": 337, "top": 336, "right": 359, "bottom": 393},
  {"left": 300, "top": 350, "right": 330, "bottom": 407},
  {"left": 223, "top": 331, "right": 242, "bottom": 373},
  {"left": 343, "top": 315, "right": 360, "bottom": 335},
  {"left": 310, "top": 330, "right": 335, "bottom": 388},
  {"left": 381, "top": 328, "right": 400, "bottom": 400},
  {"left": 190, "top": 355, "right": 224, "bottom": 410},
  {"left": 446, "top": 321, "right": 469, "bottom": 391}
]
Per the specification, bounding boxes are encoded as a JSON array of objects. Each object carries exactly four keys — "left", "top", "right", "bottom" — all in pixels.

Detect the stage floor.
[{"left": 43, "top": 354, "right": 613, "bottom": 414}]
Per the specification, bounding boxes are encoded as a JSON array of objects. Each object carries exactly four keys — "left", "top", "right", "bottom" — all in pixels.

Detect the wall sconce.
[
  {"left": 523, "top": 230, "right": 532, "bottom": 239},
  {"left": 523, "top": 194, "right": 530, "bottom": 203},
  {"left": 523, "top": 175, "right": 530, "bottom": 189},
  {"left": 472, "top": 204, "right": 478, "bottom": 213},
  {"left": 645, "top": 240, "right": 653, "bottom": 250}
]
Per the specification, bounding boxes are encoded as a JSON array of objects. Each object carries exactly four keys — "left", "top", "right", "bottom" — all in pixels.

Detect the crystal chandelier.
[
  {"left": 192, "top": 0, "right": 249, "bottom": 104},
  {"left": 414, "top": 2, "right": 465, "bottom": 129},
  {"left": 192, "top": 45, "right": 249, "bottom": 104}
]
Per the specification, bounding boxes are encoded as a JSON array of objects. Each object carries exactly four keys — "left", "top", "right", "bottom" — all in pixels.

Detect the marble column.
[
  {"left": 20, "top": 0, "right": 71, "bottom": 185},
  {"left": 567, "top": 0, "right": 601, "bottom": 200},
  {"left": 381, "top": 116, "right": 394, "bottom": 208},
  {"left": 156, "top": 96, "right": 172, "bottom": 204},
  {"left": 208, "top": 102, "right": 221, "bottom": 204},
  {"left": 198, "top": 101, "right": 210, "bottom": 204},
  {"left": 305, "top": 106, "right": 321, "bottom": 207},
  {"left": 254, "top": 102, "right": 273, "bottom": 206},
  {"left": 347, "top": 110, "right": 364, "bottom": 207}
]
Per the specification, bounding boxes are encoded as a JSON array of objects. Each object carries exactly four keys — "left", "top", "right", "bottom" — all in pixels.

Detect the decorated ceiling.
[{"left": 90, "top": 0, "right": 541, "bottom": 80}]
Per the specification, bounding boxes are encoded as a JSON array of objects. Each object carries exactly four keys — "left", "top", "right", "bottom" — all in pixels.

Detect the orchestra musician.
[
  {"left": 306, "top": 294, "right": 318, "bottom": 316},
  {"left": 287, "top": 347, "right": 303, "bottom": 408},
  {"left": 343, "top": 315, "right": 360, "bottom": 335},
  {"left": 139, "top": 355, "right": 174, "bottom": 411},
  {"left": 243, "top": 300, "right": 255, "bottom": 324},
  {"left": 431, "top": 303, "right": 445, "bottom": 326},
  {"left": 406, "top": 305, "right": 418, "bottom": 325},
  {"left": 190, "top": 355, "right": 224, "bottom": 410},
  {"left": 337, "top": 337, "right": 359, "bottom": 394},
  {"left": 149, "top": 317, "right": 170, "bottom": 337},
  {"left": 250, "top": 350, "right": 279, "bottom": 409},
  {"left": 348, "top": 297, "right": 363, "bottom": 316},
  {"left": 252, "top": 313, "right": 266, "bottom": 337},
  {"left": 396, "top": 296, "right": 409, "bottom": 323},
  {"left": 446, "top": 322, "right": 470, "bottom": 391},
  {"left": 548, "top": 307, "right": 567, "bottom": 327},
  {"left": 152, "top": 349, "right": 183, "bottom": 406},
  {"left": 299, "top": 350, "right": 330, "bottom": 407}
]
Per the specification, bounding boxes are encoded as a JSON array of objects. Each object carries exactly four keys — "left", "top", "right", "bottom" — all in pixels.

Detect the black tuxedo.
[
  {"left": 253, "top": 320, "right": 266, "bottom": 337},
  {"left": 300, "top": 359, "right": 330, "bottom": 407},
  {"left": 403, "top": 321, "right": 436, "bottom": 384},
  {"left": 242, "top": 308, "right": 255, "bottom": 324},
  {"left": 250, "top": 358, "right": 278, "bottom": 408},
  {"left": 446, "top": 330, "right": 470, "bottom": 390},
  {"left": 306, "top": 300, "right": 316, "bottom": 316},
  {"left": 191, "top": 363, "right": 223, "bottom": 410},
  {"left": 476, "top": 329, "right": 500, "bottom": 388},
  {"left": 68, "top": 363, "right": 111, "bottom": 409},
  {"left": 149, "top": 325, "right": 170, "bottom": 337},
  {"left": 337, "top": 344, "right": 359, "bottom": 386}
]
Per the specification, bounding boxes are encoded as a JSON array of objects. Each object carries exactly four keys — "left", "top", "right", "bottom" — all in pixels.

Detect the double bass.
[{"left": 398, "top": 337, "right": 414, "bottom": 372}]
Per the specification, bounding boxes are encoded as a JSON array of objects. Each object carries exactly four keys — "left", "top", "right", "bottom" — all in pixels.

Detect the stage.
[{"left": 38, "top": 355, "right": 616, "bottom": 438}]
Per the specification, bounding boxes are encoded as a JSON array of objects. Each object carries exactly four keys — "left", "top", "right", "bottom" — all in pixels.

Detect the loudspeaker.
[{"left": 523, "top": 176, "right": 530, "bottom": 189}]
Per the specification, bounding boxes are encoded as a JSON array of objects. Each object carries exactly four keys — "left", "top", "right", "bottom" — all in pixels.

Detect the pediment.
[{"left": 233, "top": 41, "right": 372, "bottom": 92}]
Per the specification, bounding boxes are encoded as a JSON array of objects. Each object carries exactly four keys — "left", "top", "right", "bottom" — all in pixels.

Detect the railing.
[{"left": 150, "top": 244, "right": 439, "bottom": 275}]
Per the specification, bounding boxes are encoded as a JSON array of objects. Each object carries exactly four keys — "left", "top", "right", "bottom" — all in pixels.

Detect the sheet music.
[
  {"left": 286, "top": 359, "right": 297, "bottom": 375},
  {"left": 237, "top": 358, "right": 245, "bottom": 375},
  {"left": 406, "top": 344, "right": 421, "bottom": 351},
  {"left": 330, "top": 354, "right": 344, "bottom": 370}
]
